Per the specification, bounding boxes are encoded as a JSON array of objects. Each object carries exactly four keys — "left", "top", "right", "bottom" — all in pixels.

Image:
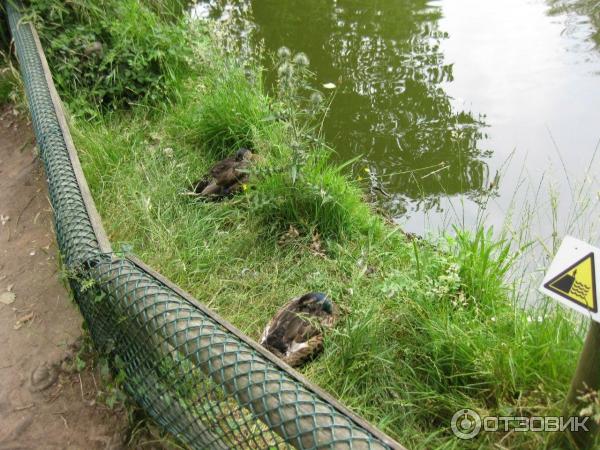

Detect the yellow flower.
[
  {"left": 242, "top": 184, "right": 249, "bottom": 192},
  {"left": 364, "top": 167, "right": 370, "bottom": 173}
]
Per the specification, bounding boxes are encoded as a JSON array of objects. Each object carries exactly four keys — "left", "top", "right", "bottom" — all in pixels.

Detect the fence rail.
[{"left": 5, "top": 2, "right": 406, "bottom": 448}]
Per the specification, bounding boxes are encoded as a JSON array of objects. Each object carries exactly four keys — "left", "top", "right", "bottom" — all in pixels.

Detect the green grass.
[
  {"left": 27, "top": 0, "right": 194, "bottom": 116},
  {"left": 0, "top": 53, "right": 21, "bottom": 106},
  {"left": 171, "top": 62, "right": 272, "bottom": 158},
  {"left": 26, "top": 2, "right": 594, "bottom": 448}
]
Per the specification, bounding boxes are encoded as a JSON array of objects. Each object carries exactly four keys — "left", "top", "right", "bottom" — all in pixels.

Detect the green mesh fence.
[{"left": 5, "top": 2, "right": 406, "bottom": 449}]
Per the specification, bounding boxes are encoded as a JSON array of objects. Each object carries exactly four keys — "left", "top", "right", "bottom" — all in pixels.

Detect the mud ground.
[{"left": 0, "top": 105, "right": 128, "bottom": 449}]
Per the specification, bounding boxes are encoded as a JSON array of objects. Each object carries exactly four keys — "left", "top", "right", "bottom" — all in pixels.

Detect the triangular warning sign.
[{"left": 544, "top": 252, "right": 597, "bottom": 312}]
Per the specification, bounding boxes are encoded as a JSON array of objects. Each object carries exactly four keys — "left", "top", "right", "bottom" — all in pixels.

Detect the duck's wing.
[
  {"left": 210, "top": 157, "right": 236, "bottom": 178},
  {"left": 260, "top": 297, "right": 303, "bottom": 345},
  {"left": 284, "top": 335, "right": 324, "bottom": 368},
  {"left": 260, "top": 297, "right": 336, "bottom": 368},
  {"left": 283, "top": 303, "right": 338, "bottom": 367},
  {"left": 190, "top": 177, "right": 211, "bottom": 194},
  {"left": 187, "top": 158, "right": 234, "bottom": 196},
  {"left": 262, "top": 343, "right": 285, "bottom": 360},
  {"left": 200, "top": 181, "right": 225, "bottom": 197},
  {"left": 285, "top": 302, "right": 336, "bottom": 342},
  {"left": 270, "top": 312, "right": 321, "bottom": 352},
  {"left": 216, "top": 164, "right": 249, "bottom": 189}
]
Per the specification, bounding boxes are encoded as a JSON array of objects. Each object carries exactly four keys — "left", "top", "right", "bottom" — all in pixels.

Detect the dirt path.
[{"left": 0, "top": 105, "right": 127, "bottom": 449}]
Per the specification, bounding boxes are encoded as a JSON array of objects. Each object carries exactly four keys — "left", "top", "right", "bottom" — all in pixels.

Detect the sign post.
[
  {"left": 564, "top": 321, "right": 600, "bottom": 447},
  {"left": 540, "top": 236, "right": 600, "bottom": 448}
]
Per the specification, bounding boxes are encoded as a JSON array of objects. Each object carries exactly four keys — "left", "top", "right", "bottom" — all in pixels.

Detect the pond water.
[{"left": 192, "top": 0, "right": 600, "bottom": 241}]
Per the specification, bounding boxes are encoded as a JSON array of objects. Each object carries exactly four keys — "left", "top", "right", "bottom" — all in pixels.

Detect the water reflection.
[
  {"left": 192, "top": 0, "right": 491, "bottom": 217},
  {"left": 548, "top": 0, "right": 600, "bottom": 48}
]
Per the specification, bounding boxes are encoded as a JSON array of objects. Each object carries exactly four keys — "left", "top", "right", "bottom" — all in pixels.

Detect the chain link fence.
[{"left": 5, "top": 1, "right": 406, "bottom": 448}]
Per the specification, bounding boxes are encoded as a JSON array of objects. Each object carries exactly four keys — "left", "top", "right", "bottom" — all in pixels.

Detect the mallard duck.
[
  {"left": 260, "top": 292, "right": 338, "bottom": 368},
  {"left": 190, "top": 148, "right": 253, "bottom": 199}
]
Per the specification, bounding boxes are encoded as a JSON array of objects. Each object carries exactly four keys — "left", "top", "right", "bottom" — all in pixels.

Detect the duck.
[
  {"left": 190, "top": 148, "right": 253, "bottom": 200},
  {"left": 260, "top": 292, "right": 338, "bottom": 368}
]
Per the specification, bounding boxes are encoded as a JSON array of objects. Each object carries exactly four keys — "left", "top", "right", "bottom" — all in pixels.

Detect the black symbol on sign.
[
  {"left": 551, "top": 270, "right": 590, "bottom": 300},
  {"left": 552, "top": 270, "right": 576, "bottom": 293}
]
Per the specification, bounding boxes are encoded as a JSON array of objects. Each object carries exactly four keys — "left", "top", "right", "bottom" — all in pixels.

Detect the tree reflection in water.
[{"left": 193, "top": 0, "right": 493, "bottom": 217}]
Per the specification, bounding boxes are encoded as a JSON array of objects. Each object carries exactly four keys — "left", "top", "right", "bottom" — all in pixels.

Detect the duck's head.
[
  {"left": 235, "top": 147, "right": 253, "bottom": 162},
  {"left": 298, "top": 292, "right": 333, "bottom": 314}
]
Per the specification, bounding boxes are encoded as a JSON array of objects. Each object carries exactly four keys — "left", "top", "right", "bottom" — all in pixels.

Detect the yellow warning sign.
[{"left": 543, "top": 252, "right": 597, "bottom": 312}]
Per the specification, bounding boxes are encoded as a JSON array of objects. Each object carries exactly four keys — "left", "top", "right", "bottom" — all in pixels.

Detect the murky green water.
[{"left": 192, "top": 0, "right": 600, "bottom": 237}]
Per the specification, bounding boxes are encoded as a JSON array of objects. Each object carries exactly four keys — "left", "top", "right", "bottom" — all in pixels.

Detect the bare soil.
[{"left": 0, "top": 105, "right": 127, "bottom": 449}]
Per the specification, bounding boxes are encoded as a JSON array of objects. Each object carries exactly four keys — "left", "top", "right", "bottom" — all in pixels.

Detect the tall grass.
[
  {"left": 0, "top": 63, "right": 19, "bottom": 105},
  {"left": 27, "top": 0, "right": 194, "bottom": 115},
  {"left": 173, "top": 65, "right": 272, "bottom": 158},
  {"left": 250, "top": 152, "right": 377, "bottom": 238}
]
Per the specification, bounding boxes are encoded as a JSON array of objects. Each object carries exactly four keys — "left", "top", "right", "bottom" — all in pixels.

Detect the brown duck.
[
  {"left": 260, "top": 292, "right": 338, "bottom": 368},
  {"left": 190, "top": 148, "right": 253, "bottom": 199}
]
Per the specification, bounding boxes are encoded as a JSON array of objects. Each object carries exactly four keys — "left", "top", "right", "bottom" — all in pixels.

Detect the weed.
[
  {"left": 249, "top": 152, "right": 377, "bottom": 238},
  {"left": 175, "top": 63, "right": 271, "bottom": 158},
  {"left": 27, "top": 0, "right": 194, "bottom": 115},
  {"left": 0, "top": 67, "right": 17, "bottom": 105}
]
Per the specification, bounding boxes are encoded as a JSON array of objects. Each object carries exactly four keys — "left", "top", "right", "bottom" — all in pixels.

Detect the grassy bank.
[{"left": 23, "top": 1, "right": 590, "bottom": 448}]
